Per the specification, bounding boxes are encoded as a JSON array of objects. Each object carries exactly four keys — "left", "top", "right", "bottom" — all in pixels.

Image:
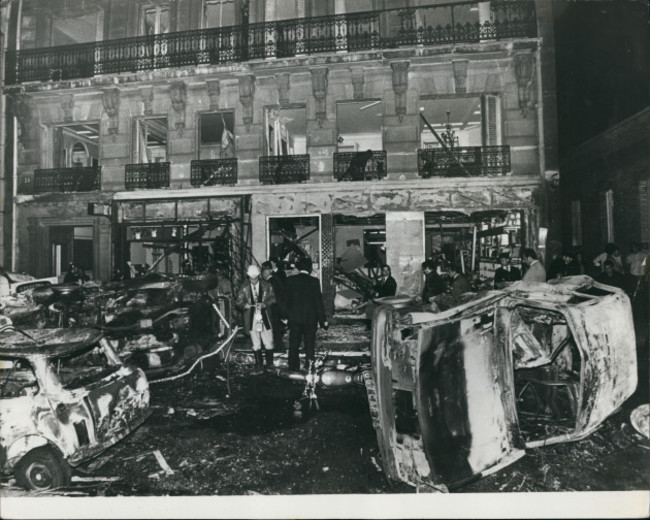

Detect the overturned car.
[
  {"left": 0, "top": 321, "right": 151, "bottom": 490},
  {"left": 365, "top": 276, "right": 637, "bottom": 491}
]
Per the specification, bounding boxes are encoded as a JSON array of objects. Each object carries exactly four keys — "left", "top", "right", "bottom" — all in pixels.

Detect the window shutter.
[
  {"left": 483, "top": 95, "right": 501, "bottom": 146},
  {"left": 640, "top": 180, "right": 650, "bottom": 243}
]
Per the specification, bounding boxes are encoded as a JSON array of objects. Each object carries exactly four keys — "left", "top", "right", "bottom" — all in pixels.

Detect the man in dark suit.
[
  {"left": 374, "top": 265, "right": 397, "bottom": 298},
  {"left": 493, "top": 252, "right": 522, "bottom": 288},
  {"left": 284, "top": 257, "right": 328, "bottom": 371}
]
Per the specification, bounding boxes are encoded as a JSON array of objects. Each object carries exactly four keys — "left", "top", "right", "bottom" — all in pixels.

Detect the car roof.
[{"left": 0, "top": 328, "right": 104, "bottom": 357}]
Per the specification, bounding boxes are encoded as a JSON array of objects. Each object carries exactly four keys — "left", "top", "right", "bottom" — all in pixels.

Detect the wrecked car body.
[
  {"left": 365, "top": 276, "right": 637, "bottom": 490},
  {"left": 0, "top": 324, "right": 151, "bottom": 490}
]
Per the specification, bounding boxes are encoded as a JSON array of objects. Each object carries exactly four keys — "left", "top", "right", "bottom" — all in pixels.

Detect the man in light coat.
[{"left": 522, "top": 248, "right": 546, "bottom": 283}]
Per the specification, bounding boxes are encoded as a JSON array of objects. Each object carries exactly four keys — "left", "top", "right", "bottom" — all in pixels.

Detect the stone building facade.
[{"left": 3, "top": 0, "right": 558, "bottom": 312}]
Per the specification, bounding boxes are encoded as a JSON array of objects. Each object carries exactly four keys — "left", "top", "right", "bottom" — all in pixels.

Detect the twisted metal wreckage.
[{"left": 0, "top": 214, "right": 639, "bottom": 493}]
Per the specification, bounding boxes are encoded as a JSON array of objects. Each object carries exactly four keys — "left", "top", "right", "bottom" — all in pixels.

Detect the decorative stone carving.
[
  {"left": 390, "top": 61, "right": 409, "bottom": 122},
  {"left": 61, "top": 95, "right": 74, "bottom": 123},
  {"left": 350, "top": 67, "right": 364, "bottom": 100},
  {"left": 140, "top": 86, "right": 154, "bottom": 115},
  {"left": 514, "top": 52, "right": 535, "bottom": 116},
  {"left": 206, "top": 79, "right": 221, "bottom": 110},
  {"left": 169, "top": 81, "right": 187, "bottom": 130},
  {"left": 452, "top": 60, "right": 469, "bottom": 94},
  {"left": 238, "top": 74, "right": 256, "bottom": 131},
  {"left": 12, "top": 95, "right": 36, "bottom": 147},
  {"left": 276, "top": 73, "right": 291, "bottom": 105},
  {"left": 102, "top": 88, "right": 120, "bottom": 135},
  {"left": 310, "top": 67, "right": 329, "bottom": 127}
]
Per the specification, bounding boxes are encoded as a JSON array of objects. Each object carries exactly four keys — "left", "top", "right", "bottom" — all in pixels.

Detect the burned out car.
[
  {"left": 0, "top": 321, "right": 151, "bottom": 490},
  {"left": 365, "top": 276, "right": 637, "bottom": 491}
]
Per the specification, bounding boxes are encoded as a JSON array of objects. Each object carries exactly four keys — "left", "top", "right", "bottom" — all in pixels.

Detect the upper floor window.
[
  {"left": 203, "top": 0, "right": 237, "bottom": 28},
  {"left": 142, "top": 5, "right": 170, "bottom": 36},
  {"left": 265, "top": 106, "right": 307, "bottom": 156},
  {"left": 199, "top": 111, "right": 236, "bottom": 159},
  {"left": 419, "top": 95, "right": 501, "bottom": 150},
  {"left": 336, "top": 100, "right": 383, "bottom": 152},
  {"left": 52, "top": 124, "right": 100, "bottom": 168},
  {"left": 135, "top": 118, "right": 168, "bottom": 163}
]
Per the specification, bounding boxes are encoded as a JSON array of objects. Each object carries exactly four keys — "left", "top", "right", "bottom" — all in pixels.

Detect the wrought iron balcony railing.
[
  {"left": 333, "top": 150, "right": 387, "bottom": 181},
  {"left": 28, "top": 166, "right": 102, "bottom": 194},
  {"left": 125, "top": 162, "right": 170, "bottom": 190},
  {"left": 190, "top": 158, "right": 238, "bottom": 187},
  {"left": 6, "top": 1, "right": 537, "bottom": 84},
  {"left": 259, "top": 155, "right": 310, "bottom": 185},
  {"left": 417, "top": 145, "right": 511, "bottom": 177}
]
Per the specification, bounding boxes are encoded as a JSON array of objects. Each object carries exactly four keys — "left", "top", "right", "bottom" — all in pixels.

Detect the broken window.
[
  {"left": 135, "top": 118, "right": 168, "bottom": 163},
  {"left": 420, "top": 96, "right": 498, "bottom": 149},
  {"left": 199, "top": 112, "right": 235, "bottom": 159},
  {"left": 510, "top": 306, "right": 581, "bottom": 441},
  {"left": 336, "top": 100, "right": 383, "bottom": 152},
  {"left": 265, "top": 106, "right": 307, "bottom": 156},
  {"left": 0, "top": 357, "right": 39, "bottom": 399},
  {"left": 268, "top": 216, "right": 321, "bottom": 279}
]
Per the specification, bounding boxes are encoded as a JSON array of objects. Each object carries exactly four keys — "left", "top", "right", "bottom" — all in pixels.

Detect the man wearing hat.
[{"left": 235, "top": 264, "right": 276, "bottom": 374}]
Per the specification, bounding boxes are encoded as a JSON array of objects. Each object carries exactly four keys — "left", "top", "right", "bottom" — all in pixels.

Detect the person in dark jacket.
[
  {"left": 284, "top": 257, "right": 328, "bottom": 371},
  {"left": 374, "top": 265, "right": 397, "bottom": 298},
  {"left": 421, "top": 260, "right": 445, "bottom": 303},
  {"left": 596, "top": 259, "right": 626, "bottom": 291},
  {"left": 262, "top": 260, "right": 286, "bottom": 352},
  {"left": 448, "top": 264, "right": 470, "bottom": 297},
  {"left": 494, "top": 253, "right": 522, "bottom": 288}
]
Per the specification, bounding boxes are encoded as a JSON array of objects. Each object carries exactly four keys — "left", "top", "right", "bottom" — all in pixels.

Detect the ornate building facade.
[{"left": 3, "top": 0, "right": 558, "bottom": 312}]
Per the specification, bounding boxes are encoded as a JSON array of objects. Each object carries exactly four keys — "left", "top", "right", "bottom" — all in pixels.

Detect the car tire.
[{"left": 14, "top": 447, "right": 71, "bottom": 491}]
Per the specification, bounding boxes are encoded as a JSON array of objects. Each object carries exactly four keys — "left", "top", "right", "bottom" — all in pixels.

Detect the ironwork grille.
[
  {"left": 259, "top": 155, "right": 310, "bottom": 185},
  {"left": 190, "top": 159, "right": 238, "bottom": 187},
  {"left": 321, "top": 213, "right": 335, "bottom": 318},
  {"left": 6, "top": 2, "right": 537, "bottom": 85},
  {"left": 333, "top": 150, "right": 387, "bottom": 181},
  {"left": 125, "top": 162, "right": 171, "bottom": 190},
  {"left": 33, "top": 167, "right": 101, "bottom": 194},
  {"left": 417, "top": 146, "right": 511, "bottom": 177}
]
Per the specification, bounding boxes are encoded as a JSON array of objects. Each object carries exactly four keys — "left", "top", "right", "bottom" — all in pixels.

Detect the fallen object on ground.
[{"left": 365, "top": 276, "right": 638, "bottom": 490}]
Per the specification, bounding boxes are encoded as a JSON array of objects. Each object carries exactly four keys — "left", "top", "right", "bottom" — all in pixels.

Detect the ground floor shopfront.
[{"left": 14, "top": 176, "right": 541, "bottom": 313}]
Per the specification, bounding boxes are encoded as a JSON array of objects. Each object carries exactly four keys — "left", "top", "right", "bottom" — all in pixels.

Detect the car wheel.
[{"left": 14, "top": 447, "right": 71, "bottom": 491}]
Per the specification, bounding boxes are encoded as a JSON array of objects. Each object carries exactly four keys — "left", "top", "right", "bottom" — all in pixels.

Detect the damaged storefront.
[{"left": 249, "top": 177, "right": 540, "bottom": 313}]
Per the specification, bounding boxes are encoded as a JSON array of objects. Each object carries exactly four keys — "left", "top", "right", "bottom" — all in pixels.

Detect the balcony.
[
  {"left": 125, "top": 162, "right": 170, "bottom": 190},
  {"left": 24, "top": 166, "right": 102, "bottom": 194},
  {"left": 5, "top": 1, "right": 537, "bottom": 85},
  {"left": 259, "top": 155, "right": 310, "bottom": 185},
  {"left": 190, "top": 158, "right": 238, "bottom": 187},
  {"left": 333, "top": 150, "right": 387, "bottom": 181},
  {"left": 417, "top": 145, "right": 511, "bottom": 177}
]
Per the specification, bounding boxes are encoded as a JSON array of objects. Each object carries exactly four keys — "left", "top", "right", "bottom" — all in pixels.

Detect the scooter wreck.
[{"left": 364, "top": 275, "right": 638, "bottom": 491}]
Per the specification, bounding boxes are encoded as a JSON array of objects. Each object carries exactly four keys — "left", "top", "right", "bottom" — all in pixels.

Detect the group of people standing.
[{"left": 235, "top": 257, "right": 327, "bottom": 374}]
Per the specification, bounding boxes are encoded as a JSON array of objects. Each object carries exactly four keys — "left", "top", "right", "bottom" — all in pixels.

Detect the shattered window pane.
[{"left": 0, "top": 357, "right": 39, "bottom": 398}]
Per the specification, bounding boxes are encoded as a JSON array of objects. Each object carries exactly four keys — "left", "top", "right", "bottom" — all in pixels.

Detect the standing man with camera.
[
  {"left": 235, "top": 264, "right": 276, "bottom": 374},
  {"left": 284, "top": 257, "right": 328, "bottom": 371}
]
